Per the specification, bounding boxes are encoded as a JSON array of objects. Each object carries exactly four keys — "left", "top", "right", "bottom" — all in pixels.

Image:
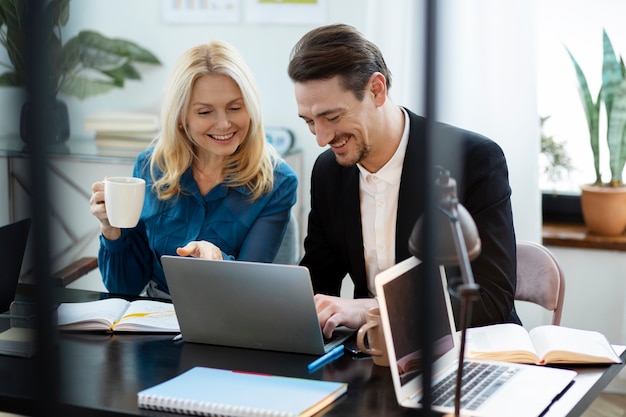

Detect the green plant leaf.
[
  {"left": 57, "top": 35, "right": 81, "bottom": 76},
  {"left": 1, "top": 0, "right": 25, "bottom": 79},
  {"left": 77, "top": 30, "right": 160, "bottom": 66},
  {"left": 78, "top": 31, "right": 131, "bottom": 71},
  {"left": 46, "top": 32, "right": 63, "bottom": 94},
  {"left": 540, "top": 115, "right": 574, "bottom": 184},
  {"left": 0, "top": 71, "right": 20, "bottom": 86},
  {"left": 59, "top": 74, "right": 118, "bottom": 100},
  {"left": 118, "top": 41, "right": 161, "bottom": 64},
  {"left": 0, "top": 0, "right": 21, "bottom": 32},
  {"left": 601, "top": 29, "right": 622, "bottom": 118},
  {"left": 103, "top": 62, "right": 141, "bottom": 82},
  {"left": 565, "top": 46, "right": 602, "bottom": 183},
  {"left": 591, "top": 91, "right": 601, "bottom": 183},
  {"left": 607, "top": 79, "right": 626, "bottom": 184},
  {"left": 99, "top": 68, "right": 125, "bottom": 88},
  {"left": 45, "top": 0, "right": 71, "bottom": 28}
]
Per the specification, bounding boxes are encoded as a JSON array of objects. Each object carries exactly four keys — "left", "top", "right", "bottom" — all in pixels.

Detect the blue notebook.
[{"left": 137, "top": 366, "right": 347, "bottom": 417}]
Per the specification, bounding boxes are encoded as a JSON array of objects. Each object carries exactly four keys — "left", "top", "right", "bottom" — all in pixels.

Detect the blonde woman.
[{"left": 90, "top": 41, "right": 298, "bottom": 297}]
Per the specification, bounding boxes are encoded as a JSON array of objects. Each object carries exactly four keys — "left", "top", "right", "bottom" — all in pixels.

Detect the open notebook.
[
  {"left": 161, "top": 256, "right": 354, "bottom": 355},
  {"left": 375, "top": 256, "right": 576, "bottom": 417}
]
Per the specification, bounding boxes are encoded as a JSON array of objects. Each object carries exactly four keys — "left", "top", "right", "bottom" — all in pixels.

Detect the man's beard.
[{"left": 332, "top": 136, "right": 371, "bottom": 167}]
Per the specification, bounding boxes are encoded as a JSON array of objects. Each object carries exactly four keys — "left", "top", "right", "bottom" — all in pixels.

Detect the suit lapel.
[
  {"left": 342, "top": 166, "right": 369, "bottom": 297},
  {"left": 396, "top": 110, "right": 426, "bottom": 263}
]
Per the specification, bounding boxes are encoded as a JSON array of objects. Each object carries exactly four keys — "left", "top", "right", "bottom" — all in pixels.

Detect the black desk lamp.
[{"left": 408, "top": 167, "right": 481, "bottom": 417}]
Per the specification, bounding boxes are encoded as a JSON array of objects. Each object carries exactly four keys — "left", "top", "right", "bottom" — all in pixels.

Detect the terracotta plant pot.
[{"left": 580, "top": 184, "right": 626, "bottom": 236}]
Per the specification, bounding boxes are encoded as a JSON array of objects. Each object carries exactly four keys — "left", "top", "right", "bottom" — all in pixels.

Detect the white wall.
[{"left": 437, "top": 0, "right": 541, "bottom": 242}]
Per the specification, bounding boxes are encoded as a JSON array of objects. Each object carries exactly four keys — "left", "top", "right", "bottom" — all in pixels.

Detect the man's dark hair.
[{"left": 288, "top": 23, "right": 392, "bottom": 101}]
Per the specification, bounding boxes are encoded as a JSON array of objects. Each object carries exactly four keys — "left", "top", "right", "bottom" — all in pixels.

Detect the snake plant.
[
  {"left": 565, "top": 29, "right": 626, "bottom": 187},
  {"left": 0, "top": 0, "right": 161, "bottom": 100}
]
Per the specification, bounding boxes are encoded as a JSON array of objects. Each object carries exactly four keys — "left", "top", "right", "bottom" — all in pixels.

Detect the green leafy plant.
[
  {"left": 565, "top": 29, "right": 626, "bottom": 187},
  {"left": 0, "top": 0, "right": 161, "bottom": 100},
  {"left": 540, "top": 115, "right": 573, "bottom": 188}
]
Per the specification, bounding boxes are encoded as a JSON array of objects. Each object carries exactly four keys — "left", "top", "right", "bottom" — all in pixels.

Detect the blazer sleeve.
[
  {"left": 300, "top": 151, "right": 354, "bottom": 296},
  {"left": 452, "top": 138, "right": 519, "bottom": 327}
]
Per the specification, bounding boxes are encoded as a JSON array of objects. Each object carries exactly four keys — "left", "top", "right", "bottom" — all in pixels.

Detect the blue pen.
[{"left": 307, "top": 345, "right": 345, "bottom": 373}]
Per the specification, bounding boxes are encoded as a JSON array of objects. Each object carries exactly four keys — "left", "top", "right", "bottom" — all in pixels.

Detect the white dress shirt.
[{"left": 357, "top": 107, "right": 409, "bottom": 296}]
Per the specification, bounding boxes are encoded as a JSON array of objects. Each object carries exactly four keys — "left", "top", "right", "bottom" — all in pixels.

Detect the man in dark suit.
[{"left": 288, "top": 24, "right": 521, "bottom": 339}]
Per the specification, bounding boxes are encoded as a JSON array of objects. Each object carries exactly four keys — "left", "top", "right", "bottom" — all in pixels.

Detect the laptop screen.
[
  {"left": 380, "top": 259, "right": 455, "bottom": 386},
  {"left": 0, "top": 218, "right": 31, "bottom": 312}
]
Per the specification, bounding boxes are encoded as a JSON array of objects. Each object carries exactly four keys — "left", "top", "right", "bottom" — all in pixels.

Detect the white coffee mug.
[{"left": 104, "top": 176, "right": 146, "bottom": 228}]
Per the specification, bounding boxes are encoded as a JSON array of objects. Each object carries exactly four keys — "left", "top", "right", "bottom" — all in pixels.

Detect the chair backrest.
[
  {"left": 515, "top": 240, "right": 565, "bottom": 325},
  {"left": 273, "top": 215, "right": 300, "bottom": 265}
]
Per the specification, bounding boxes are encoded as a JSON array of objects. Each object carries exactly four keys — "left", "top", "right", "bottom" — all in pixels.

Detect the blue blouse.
[{"left": 99, "top": 147, "right": 298, "bottom": 295}]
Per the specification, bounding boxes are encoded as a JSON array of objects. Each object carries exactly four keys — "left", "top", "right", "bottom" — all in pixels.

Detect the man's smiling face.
[{"left": 295, "top": 75, "right": 376, "bottom": 168}]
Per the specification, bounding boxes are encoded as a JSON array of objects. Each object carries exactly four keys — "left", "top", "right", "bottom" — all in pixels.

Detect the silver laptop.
[
  {"left": 161, "top": 255, "right": 354, "bottom": 355},
  {"left": 375, "top": 256, "right": 576, "bottom": 417}
]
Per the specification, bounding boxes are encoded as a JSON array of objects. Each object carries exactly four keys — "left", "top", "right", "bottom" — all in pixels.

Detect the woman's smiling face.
[{"left": 185, "top": 74, "right": 250, "bottom": 158}]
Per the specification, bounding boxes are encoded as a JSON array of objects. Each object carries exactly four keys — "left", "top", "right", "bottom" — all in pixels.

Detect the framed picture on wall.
[{"left": 244, "top": 0, "right": 327, "bottom": 24}]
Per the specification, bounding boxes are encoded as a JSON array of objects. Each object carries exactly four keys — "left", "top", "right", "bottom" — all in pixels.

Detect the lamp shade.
[{"left": 408, "top": 171, "right": 481, "bottom": 266}]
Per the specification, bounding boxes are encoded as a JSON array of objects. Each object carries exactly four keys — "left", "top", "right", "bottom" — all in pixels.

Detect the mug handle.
[{"left": 356, "top": 321, "right": 382, "bottom": 356}]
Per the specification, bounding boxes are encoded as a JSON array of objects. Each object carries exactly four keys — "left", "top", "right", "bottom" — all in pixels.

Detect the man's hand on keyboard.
[{"left": 314, "top": 294, "right": 378, "bottom": 339}]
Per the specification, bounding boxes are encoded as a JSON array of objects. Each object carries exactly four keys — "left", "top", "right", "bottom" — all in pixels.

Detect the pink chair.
[{"left": 515, "top": 241, "right": 565, "bottom": 325}]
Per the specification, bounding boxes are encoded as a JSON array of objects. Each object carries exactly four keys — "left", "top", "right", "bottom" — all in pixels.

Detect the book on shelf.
[
  {"left": 56, "top": 298, "right": 179, "bottom": 333},
  {"left": 465, "top": 323, "right": 622, "bottom": 365},
  {"left": 137, "top": 366, "right": 347, "bottom": 417},
  {"left": 95, "top": 146, "right": 146, "bottom": 158},
  {"left": 96, "top": 136, "right": 154, "bottom": 150},
  {"left": 94, "top": 129, "right": 158, "bottom": 158},
  {"left": 0, "top": 327, "right": 36, "bottom": 358},
  {"left": 85, "top": 111, "right": 159, "bottom": 132},
  {"left": 96, "top": 130, "right": 158, "bottom": 141}
]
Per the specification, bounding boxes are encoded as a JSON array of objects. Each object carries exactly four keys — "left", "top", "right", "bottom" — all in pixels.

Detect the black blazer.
[{"left": 300, "top": 108, "right": 521, "bottom": 327}]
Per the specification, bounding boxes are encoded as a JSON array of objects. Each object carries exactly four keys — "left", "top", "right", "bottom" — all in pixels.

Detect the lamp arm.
[
  {"left": 447, "top": 204, "right": 480, "bottom": 417},
  {"left": 447, "top": 205, "right": 480, "bottom": 297}
]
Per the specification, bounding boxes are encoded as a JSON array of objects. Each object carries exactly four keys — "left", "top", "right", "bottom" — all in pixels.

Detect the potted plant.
[
  {"left": 565, "top": 29, "right": 626, "bottom": 235},
  {"left": 0, "top": 0, "right": 161, "bottom": 143},
  {"left": 540, "top": 115, "right": 574, "bottom": 192},
  {"left": 539, "top": 116, "right": 584, "bottom": 223}
]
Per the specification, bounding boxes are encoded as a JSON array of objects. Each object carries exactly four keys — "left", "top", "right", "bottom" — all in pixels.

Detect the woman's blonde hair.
[{"left": 150, "top": 40, "right": 277, "bottom": 201}]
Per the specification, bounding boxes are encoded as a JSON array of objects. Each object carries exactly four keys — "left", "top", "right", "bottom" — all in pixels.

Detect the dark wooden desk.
[{"left": 1, "top": 286, "right": 624, "bottom": 417}]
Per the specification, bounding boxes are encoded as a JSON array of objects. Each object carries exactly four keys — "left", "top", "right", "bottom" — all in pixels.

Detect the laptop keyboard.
[
  {"left": 431, "top": 361, "right": 519, "bottom": 410},
  {"left": 323, "top": 333, "right": 338, "bottom": 345}
]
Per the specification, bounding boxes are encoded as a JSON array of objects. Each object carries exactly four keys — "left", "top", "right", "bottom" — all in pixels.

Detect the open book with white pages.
[
  {"left": 57, "top": 298, "right": 179, "bottom": 333},
  {"left": 465, "top": 323, "right": 621, "bottom": 365}
]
